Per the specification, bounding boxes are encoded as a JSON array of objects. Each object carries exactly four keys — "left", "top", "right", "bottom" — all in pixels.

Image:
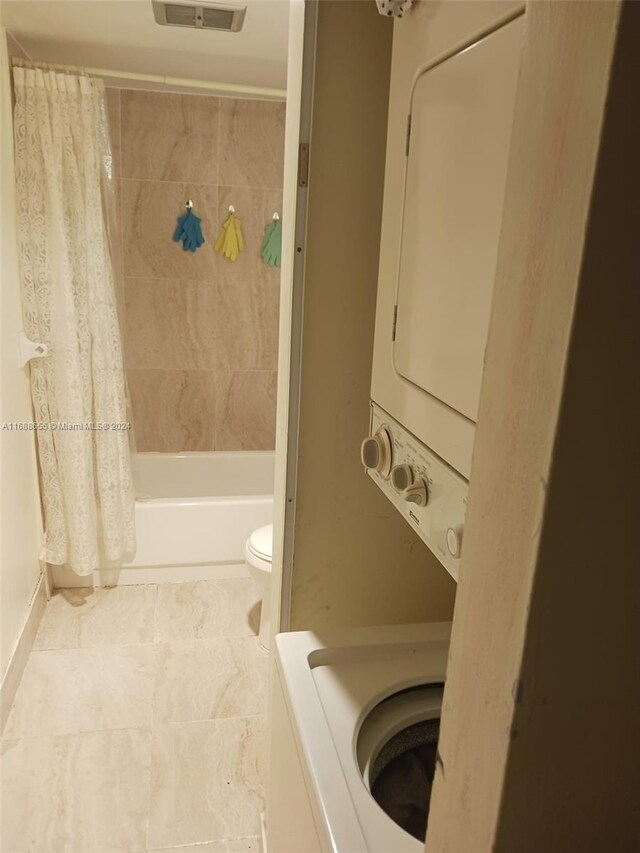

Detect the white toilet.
[{"left": 244, "top": 524, "right": 273, "bottom": 650}]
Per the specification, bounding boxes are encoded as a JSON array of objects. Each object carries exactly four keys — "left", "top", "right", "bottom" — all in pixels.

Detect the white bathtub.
[
  {"left": 52, "top": 451, "right": 274, "bottom": 588},
  {"left": 127, "top": 450, "right": 274, "bottom": 582}
]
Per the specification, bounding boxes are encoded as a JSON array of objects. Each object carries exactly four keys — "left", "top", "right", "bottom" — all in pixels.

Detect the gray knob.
[
  {"left": 391, "top": 464, "right": 413, "bottom": 492},
  {"left": 360, "top": 428, "right": 392, "bottom": 477},
  {"left": 361, "top": 436, "right": 382, "bottom": 470},
  {"left": 404, "top": 478, "right": 428, "bottom": 506}
]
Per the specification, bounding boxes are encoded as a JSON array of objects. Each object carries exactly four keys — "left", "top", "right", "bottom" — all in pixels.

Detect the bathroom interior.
[{"left": 0, "top": 1, "right": 637, "bottom": 852}]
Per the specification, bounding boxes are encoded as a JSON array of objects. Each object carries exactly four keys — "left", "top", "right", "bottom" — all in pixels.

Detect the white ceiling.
[{"left": 0, "top": 0, "right": 289, "bottom": 90}]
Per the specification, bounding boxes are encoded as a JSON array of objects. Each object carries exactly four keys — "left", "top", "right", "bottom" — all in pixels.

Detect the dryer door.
[{"left": 393, "top": 16, "right": 523, "bottom": 423}]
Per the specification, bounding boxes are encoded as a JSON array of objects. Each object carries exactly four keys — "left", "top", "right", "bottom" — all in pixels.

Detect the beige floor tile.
[
  {"left": 147, "top": 717, "right": 266, "bottom": 850},
  {"left": 155, "top": 579, "right": 261, "bottom": 642},
  {"left": 150, "top": 838, "right": 261, "bottom": 852},
  {"left": 154, "top": 636, "right": 268, "bottom": 724},
  {"left": 33, "top": 585, "right": 157, "bottom": 651},
  {"left": 3, "top": 645, "right": 154, "bottom": 739},
  {"left": 1, "top": 729, "right": 151, "bottom": 853}
]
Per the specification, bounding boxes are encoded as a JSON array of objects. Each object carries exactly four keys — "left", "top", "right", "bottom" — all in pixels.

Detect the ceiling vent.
[{"left": 152, "top": 0, "right": 247, "bottom": 31}]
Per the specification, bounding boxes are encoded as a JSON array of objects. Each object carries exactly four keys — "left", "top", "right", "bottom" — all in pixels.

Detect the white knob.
[
  {"left": 446, "top": 526, "right": 463, "bottom": 558},
  {"left": 404, "top": 478, "right": 428, "bottom": 506},
  {"left": 391, "top": 464, "right": 413, "bottom": 492},
  {"left": 360, "top": 428, "right": 393, "bottom": 478}
]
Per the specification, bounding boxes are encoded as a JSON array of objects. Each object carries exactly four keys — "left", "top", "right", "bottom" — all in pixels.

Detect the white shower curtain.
[{"left": 13, "top": 64, "right": 135, "bottom": 575}]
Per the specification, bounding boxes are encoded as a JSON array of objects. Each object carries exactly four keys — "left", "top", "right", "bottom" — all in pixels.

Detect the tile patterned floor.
[{"left": 1, "top": 579, "right": 267, "bottom": 853}]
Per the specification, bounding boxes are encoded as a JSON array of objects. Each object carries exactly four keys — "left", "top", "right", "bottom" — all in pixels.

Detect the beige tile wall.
[{"left": 107, "top": 88, "right": 284, "bottom": 452}]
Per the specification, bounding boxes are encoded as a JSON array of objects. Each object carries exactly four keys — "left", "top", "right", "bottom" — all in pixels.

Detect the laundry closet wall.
[
  {"left": 108, "top": 88, "right": 285, "bottom": 452},
  {"left": 285, "top": 1, "right": 457, "bottom": 632}
]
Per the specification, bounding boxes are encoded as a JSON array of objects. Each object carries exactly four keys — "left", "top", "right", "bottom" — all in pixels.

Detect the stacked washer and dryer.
[{"left": 268, "top": 2, "right": 525, "bottom": 851}]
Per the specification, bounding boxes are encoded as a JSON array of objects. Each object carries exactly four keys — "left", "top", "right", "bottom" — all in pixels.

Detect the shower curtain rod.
[{"left": 11, "top": 59, "right": 286, "bottom": 100}]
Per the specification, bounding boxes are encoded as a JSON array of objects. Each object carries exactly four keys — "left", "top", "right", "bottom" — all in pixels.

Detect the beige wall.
[
  {"left": 427, "top": 2, "right": 639, "bottom": 850},
  {"left": 109, "top": 88, "right": 285, "bottom": 451},
  {"left": 288, "top": 1, "right": 456, "bottom": 632},
  {"left": 0, "top": 29, "right": 44, "bottom": 680}
]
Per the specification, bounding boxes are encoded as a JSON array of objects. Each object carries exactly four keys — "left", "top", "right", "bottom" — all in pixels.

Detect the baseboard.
[
  {"left": 50, "top": 562, "right": 251, "bottom": 588},
  {"left": 0, "top": 574, "right": 47, "bottom": 734}
]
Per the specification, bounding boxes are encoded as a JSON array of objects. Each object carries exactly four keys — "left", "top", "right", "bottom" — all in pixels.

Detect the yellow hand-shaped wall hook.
[{"left": 214, "top": 206, "right": 244, "bottom": 262}]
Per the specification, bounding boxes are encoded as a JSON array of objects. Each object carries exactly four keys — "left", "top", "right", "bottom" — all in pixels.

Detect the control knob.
[
  {"left": 404, "top": 478, "right": 428, "bottom": 507},
  {"left": 391, "top": 463, "right": 428, "bottom": 505},
  {"left": 446, "top": 526, "right": 463, "bottom": 558},
  {"left": 390, "top": 463, "right": 413, "bottom": 492},
  {"left": 360, "top": 427, "right": 393, "bottom": 478}
]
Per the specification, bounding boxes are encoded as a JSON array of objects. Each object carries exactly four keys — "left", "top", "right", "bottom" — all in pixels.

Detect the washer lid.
[{"left": 248, "top": 524, "right": 273, "bottom": 561}]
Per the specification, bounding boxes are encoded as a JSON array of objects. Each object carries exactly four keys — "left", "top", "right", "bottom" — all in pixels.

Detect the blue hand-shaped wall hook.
[{"left": 173, "top": 200, "right": 205, "bottom": 252}]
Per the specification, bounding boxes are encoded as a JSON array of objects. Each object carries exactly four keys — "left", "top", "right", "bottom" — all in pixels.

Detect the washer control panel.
[{"left": 361, "top": 403, "right": 468, "bottom": 581}]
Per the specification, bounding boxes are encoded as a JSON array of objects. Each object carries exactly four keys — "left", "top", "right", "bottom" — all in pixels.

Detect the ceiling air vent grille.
[
  {"left": 152, "top": 0, "right": 246, "bottom": 31},
  {"left": 164, "top": 3, "right": 197, "bottom": 26},
  {"left": 202, "top": 7, "right": 236, "bottom": 29}
]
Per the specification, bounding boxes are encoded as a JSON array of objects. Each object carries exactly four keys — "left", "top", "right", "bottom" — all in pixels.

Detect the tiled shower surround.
[{"left": 107, "top": 88, "right": 285, "bottom": 452}]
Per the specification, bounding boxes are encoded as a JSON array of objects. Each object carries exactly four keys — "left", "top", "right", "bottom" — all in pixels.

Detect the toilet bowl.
[{"left": 244, "top": 524, "right": 273, "bottom": 650}]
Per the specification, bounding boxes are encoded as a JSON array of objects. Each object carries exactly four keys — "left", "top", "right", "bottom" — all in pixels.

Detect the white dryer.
[{"left": 366, "top": 5, "right": 525, "bottom": 552}]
